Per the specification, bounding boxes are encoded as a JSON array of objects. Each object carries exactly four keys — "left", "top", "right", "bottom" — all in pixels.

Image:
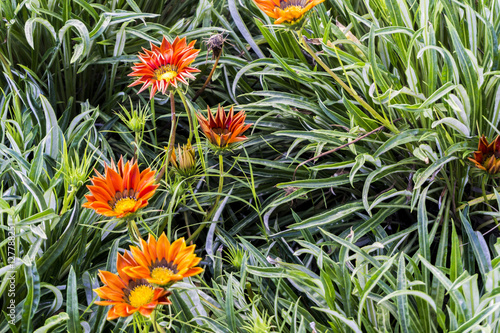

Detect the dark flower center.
[
  {"left": 109, "top": 189, "right": 138, "bottom": 210},
  {"left": 149, "top": 258, "right": 179, "bottom": 274},
  {"left": 212, "top": 128, "right": 230, "bottom": 135}
]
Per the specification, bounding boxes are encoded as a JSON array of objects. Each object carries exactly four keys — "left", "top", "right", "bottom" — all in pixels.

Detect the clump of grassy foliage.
[{"left": 2, "top": 0, "right": 500, "bottom": 332}]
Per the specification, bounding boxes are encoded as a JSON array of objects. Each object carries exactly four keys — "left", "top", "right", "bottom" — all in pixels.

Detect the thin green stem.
[
  {"left": 481, "top": 175, "right": 488, "bottom": 201},
  {"left": 186, "top": 154, "right": 224, "bottom": 243},
  {"left": 127, "top": 219, "right": 141, "bottom": 244},
  {"left": 59, "top": 188, "right": 74, "bottom": 216},
  {"left": 182, "top": 196, "right": 192, "bottom": 241},
  {"left": 150, "top": 309, "right": 165, "bottom": 333},
  {"left": 480, "top": 175, "right": 499, "bottom": 228},
  {"left": 185, "top": 220, "right": 207, "bottom": 244},
  {"left": 150, "top": 94, "right": 157, "bottom": 147},
  {"left": 213, "top": 154, "right": 225, "bottom": 211},
  {"left": 297, "top": 32, "right": 399, "bottom": 134},
  {"left": 156, "top": 91, "right": 177, "bottom": 184},
  {"left": 178, "top": 90, "right": 194, "bottom": 142},
  {"left": 188, "top": 183, "right": 205, "bottom": 215},
  {"left": 139, "top": 215, "right": 155, "bottom": 236},
  {"left": 134, "top": 131, "right": 140, "bottom": 160},
  {"left": 178, "top": 89, "right": 207, "bottom": 177},
  {"left": 166, "top": 91, "right": 177, "bottom": 183}
]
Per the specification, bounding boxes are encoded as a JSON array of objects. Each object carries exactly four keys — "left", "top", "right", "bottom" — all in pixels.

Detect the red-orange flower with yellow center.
[
  {"left": 128, "top": 36, "right": 200, "bottom": 99},
  {"left": 122, "top": 233, "right": 203, "bottom": 287},
  {"left": 254, "top": 0, "right": 324, "bottom": 25},
  {"left": 83, "top": 157, "right": 158, "bottom": 218},
  {"left": 196, "top": 105, "right": 252, "bottom": 148},
  {"left": 469, "top": 135, "right": 500, "bottom": 174},
  {"left": 94, "top": 252, "right": 171, "bottom": 320}
]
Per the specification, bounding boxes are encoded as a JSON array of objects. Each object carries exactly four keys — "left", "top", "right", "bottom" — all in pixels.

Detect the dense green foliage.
[{"left": 2, "top": 0, "right": 500, "bottom": 332}]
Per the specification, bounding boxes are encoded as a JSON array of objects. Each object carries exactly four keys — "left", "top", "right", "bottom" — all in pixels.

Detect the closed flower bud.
[
  {"left": 116, "top": 99, "right": 150, "bottom": 134},
  {"left": 169, "top": 140, "right": 198, "bottom": 178}
]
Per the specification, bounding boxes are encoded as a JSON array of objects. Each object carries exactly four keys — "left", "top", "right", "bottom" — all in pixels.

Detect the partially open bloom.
[
  {"left": 196, "top": 105, "right": 252, "bottom": 148},
  {"left": 83, "top": 157, "right": 158, "bottom": 218},
  {"left": 253, "top": 0, "right": 324, "bottom": 25},
  {"left": 469, "top": 135, "right": 500, "bottom": 174},
  {"left": 122, "top": 233, "right": 203, "bottom": 287},
  {"left": 129, "top": 36, "right": 200, "bottom": 99},
  {"left": 169, "top": 140, "right": 198, "bottom": 177},
  {"left": 94, "top": 253, "right": 171, "bottom": 320}
]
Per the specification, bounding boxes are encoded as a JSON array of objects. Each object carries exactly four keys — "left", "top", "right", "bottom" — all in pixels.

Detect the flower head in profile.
[
  {"left": 129, "top": 36, "right": 200, "bottom": 99},
  {"left": 122, "top": 233, "right": 203, "bottom": 287},
  {"left": 83, "top": 157, "right": 158, "bottom": 218},
  {"left": 253, "top": 0, "right": 324, "bottom": 25},
  {"left": 196, "top": 105, "right": 252, "bottom": 149},
  {"left": 469, "top": 135, "right": 500, "bottom": 174},
  {"left": 94, "top": 252, "right": 171, "bottom": 320},
  {"left": 169, "top": 140, "right": 198, "bottom": 178}
]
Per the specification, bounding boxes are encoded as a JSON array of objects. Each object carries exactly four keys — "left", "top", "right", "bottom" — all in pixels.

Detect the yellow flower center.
[
  {"left": 128, "top": 285, "right": 155, "bottom": 308},
  {"left": 283, "top": 5, "right": 305, "bottom": 20},
  {"left": 154, "top": 65, "right": 178, "bottom": 82},
  {"left": 114, "top": 198, "right": 137, "bottom": 215},
  {"left": 151, "top": 267, "right": 175, "bottom": 284}
]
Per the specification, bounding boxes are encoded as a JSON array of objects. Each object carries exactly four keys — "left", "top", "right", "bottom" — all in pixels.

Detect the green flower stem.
[
  {"left": 150, "top": 94, "right": 158, "bottom": 147},
  {"left": 188, "top": 183, "right": 205, "bottom": 215},
  {"left": 177, "top": 89, "right": 195, "bottom": 142},
  {"left": 481, "top": 175, "right": 489, "bottom": 204},
  {"left": 457, "top": 193, "right": 495, "bottom": 211},
  {"left": 159, "top": 91, "right": 177, "bottom": 185},
  {"left": 59, "top": 188, "right": 75, "bottom": 216},
  {"left": 245, "top": 282, "right": 254, "bottom": 301},
  {"left": 297, "top": 31, "right": 399, "bottom": 134},
  {"left": 133, "top": 312, "right": 146, "bottom": 333},
  {"left": 127, "top": 219, "right": 141, "bottom": 244},
  {"left": 185, "top": 220, "right": 206, "bottom": 245},
  {"left": 182, "top": 197, "right": 192, "bottom": 240},
  {"left": 213, "top": 153, "right": 225, "bottom": 211},
  {"left": 480, "top": 175, "right": 499, "bottom": 227},
  {"left": 150, "top": 309, "right": 165, "bottom": 333},
  {"left": 139, "top": 215, "right": 155, "bottom": 236},
  {"left": 457, "top": 178, "right": 500, "bottom": 211},
  {"left": 186, "top": 154, "right": 224, "bottom": 244},
  {"left": 134, "top": 131, "right": 140, "bottom": 160},
  {"left": 177, "top": 89, "right": 207, "bottom": 177}
]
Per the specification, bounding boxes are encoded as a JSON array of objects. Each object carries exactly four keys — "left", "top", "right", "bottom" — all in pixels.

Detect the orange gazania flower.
[
  {"left": 122, "top": 232, "right": 203, "bottom": 287},
  {"left": 94, "top": 252, "right": 171, "bottom": 320},
  {"left": 82, "top": 157, "right": 158, "bottom": 218},
  {"left": 196, "top": 105, "right": 252, "bottom": 148},
  {"left": 469, "top": 135, "right": 500, "bottom": 174},
  {"left": 254, "top": 0, "right": 324, "bottom": 25},
  {"left": 128, "top": 36, "right": 200, "bottom": 99}
]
